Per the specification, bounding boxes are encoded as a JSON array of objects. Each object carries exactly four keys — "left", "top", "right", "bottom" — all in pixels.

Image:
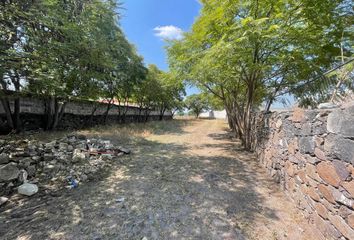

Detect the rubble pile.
[{"left": 0, "top": 135, "right": 130, "bottom": 200}]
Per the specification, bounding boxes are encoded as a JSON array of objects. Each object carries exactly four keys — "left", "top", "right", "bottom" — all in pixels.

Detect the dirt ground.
[{"left": 0, "top": 119, "right": 322, "bottom": 240}]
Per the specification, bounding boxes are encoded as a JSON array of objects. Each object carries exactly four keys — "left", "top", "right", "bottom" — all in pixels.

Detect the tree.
[
  {"left": 0, "top": 0, "right": 151, "bottom": 131},
  {"left": 167, "top": 0, "right": 353, "bottom": 150},
  {"left": 156, "top": 71, "right": 185, "bottom": 120},
  {"left": 185, "top": 94, "right": 209, "bottom": 118}
]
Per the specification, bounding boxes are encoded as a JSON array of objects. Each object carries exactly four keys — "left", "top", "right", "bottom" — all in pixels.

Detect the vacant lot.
[{"left": 1, "top": 120, "right": 321, "bottom": 240}]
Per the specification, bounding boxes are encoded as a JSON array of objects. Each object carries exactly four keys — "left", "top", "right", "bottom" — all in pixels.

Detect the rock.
[
  {"left": 307, "top": 186, "right": 320, "bottom": 201},
  {"left": 76, "top": 134, "right": 86, "bottom": 140},
  {"left": 312, "top": 122, "right": 327, "bottom": 135},
  {"left": 59, "top": 142, "right": 68, "bottom": 150},
  {"left": 318, "top": 184, "right": 335, "bottom": 204},
  {"left": 18, "top": 183, "right": 38, "bottom": 196},
  {"left": 18, "top": 169, "right": 28, "bottom": 183},
  {"left": 298, "top": 137, "right": 315, "bottom": 154},
  {"left": 26, "top": 165, "right": 36, "bottom": 177},
  {"left": 348, "top": 214, "right": 354, "bottom": 229},
  {"left": 325, "top": 135, "right": 354, "bottom": 165},
  {"left": 328, "top": 213, "right": 354, "bottom": 240},
  {"left": 118, "top": 147, "right": 131, "bottom": 154},
  {"left": 332, "top": 188, "right": 354, "bottom": 208},
  {"left": 313, "top": 214, "right": 341, "bottom": 239},
  {"left": 0, "top": 153, "right": 9, "bottom": 164},
  {"left": 291, "top": 108, "right": 306, "bottom": 122},
  {"left": 72, "top": 149, "right": 86, "bottom": 162},
  {"left": 80, "top": 174, "right": 88, "bottom": 182},
  {"left": 43, "top": 164, "right": 59, "bottom": 174},
  {"left": 100, "top": 154, "right": 113, "bottom": 160},
  {"left": 275, "top": 119, "right": 282, "bottom": 128},
  {"left": 0, "top": 196, "right": 8, "bottom": 206},
  {"left": 317, "top": 162, "right": 341, "bottom": 187},
  {"left": 327, "top": 108, "right": 354, "bottom": 137},
  {"left": 31, "top": 156, "right": 41, "bottom": 163},
  {"left": 338, "top": 206, "right": 352, "bottom": 219},
  {"left": 43, "top": 153, "right": 54, "bottom": 161},
  {"left": 332, "top": 160, "right": 350, "bottom": 181},
  {"left": 315, "top": 202, "right": 328, "bottom": 219},
  {"left": 314, "top": 148, "right": 326, "bottom": 161},
  {"left": 116, "top": 197, "right": 125, "bottom": 203},
  {"left": 287, "top": 138, "right": 298, "bottom": 155},
  {"left": 0, "top": 163, "right": 20, "bottom": 181},
  {"left": 301, "top": 123, "right": 312, "bottom": 136},
  {"left": 45, "top": 141, "right": 57, "bottom": 149},
  {"left": 318, "top": 102, "right": 338, "bottom": 109},
  {"left": 305, "top": 164, "right": 321, "bottom": 182},
  {"left": 341, "top": 181, "right": 354, "bottom": 196}
]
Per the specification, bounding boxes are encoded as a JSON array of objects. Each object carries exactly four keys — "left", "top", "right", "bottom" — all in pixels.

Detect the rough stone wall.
[
  {"left": 0, "top": 97, "right": 172, "bottom": 133},
  {"left": 256, "top": 104, "right": 354, "bottom": 240}
]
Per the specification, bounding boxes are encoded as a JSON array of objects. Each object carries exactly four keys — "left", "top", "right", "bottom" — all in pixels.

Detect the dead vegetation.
[{"left": 1, "top": 119, "right": 321, "bottom": 239}]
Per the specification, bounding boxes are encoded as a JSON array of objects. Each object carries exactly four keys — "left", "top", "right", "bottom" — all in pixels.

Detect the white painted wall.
[{"left": 200, "top": 110, "right": 227, "bottom": 119}]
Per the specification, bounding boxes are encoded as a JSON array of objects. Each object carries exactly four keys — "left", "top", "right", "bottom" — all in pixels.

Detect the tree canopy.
[
  {"left": 167, "top": 0, "right": 353, "bottom": 149},
  {"left": 0, "top": 0, "right": 185, "bottom": 131}
]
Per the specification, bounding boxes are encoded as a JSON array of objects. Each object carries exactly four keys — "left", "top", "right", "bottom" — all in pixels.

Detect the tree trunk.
[
  {"left": 45, "top": 97, "right": 54, "bottom": 130},
  {"left": 51, "top": 98, "right": 60, "bottom": 130},
  {"left": 89, "top": 104, "right": 98, "bottom": 126},
  {"left": 13, "top": 97, "right": 21, "bottom": 132},
  {"left": 159, "top": 107, "right": 166, "bottom": 121},
  {"left": 104, "top": 99, "right": 113, "bottom": 125},
  {"left": 52, "top": 100, "right": 67, "bottom": 130},
  {"left": 144, "top": 109, "right": 150, "bottom": 122},
  {"left": 11, "top": 75, "right": 21, "bottom": 132},
  {"left": 0, "top": 97, "right": 14, "bottom": 130},
  {"left": 137, "top": 105, "right": 143, "bottom": 122}
]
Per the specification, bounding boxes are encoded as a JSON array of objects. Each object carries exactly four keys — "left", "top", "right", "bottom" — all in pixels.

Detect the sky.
[
  {"left": 120, "top": 0, "right": 201, "bottom": 96},
  {"left": 119, "top": 0, "right": 293, "bottom": 108}
]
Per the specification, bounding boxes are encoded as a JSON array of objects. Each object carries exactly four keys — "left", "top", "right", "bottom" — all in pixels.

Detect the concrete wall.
[
  {"left": 255, "top": 104, "right": 354, "bottom": 239},
  {"left": 0, "top": 97, "right": 172, "bottom": 133},
  {"left": 199, "top": 110, "right": 227, "bottom": 119}
]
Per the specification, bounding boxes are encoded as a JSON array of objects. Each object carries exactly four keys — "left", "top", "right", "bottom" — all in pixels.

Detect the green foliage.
[
  {"left": 133, "top": 64, "right": 185, "bottom": 120},
  {"left": 167, "top": 0, "right": 353, "bottom": 149},
  {"left": 0, "top": 0, "right": 186, "bottom": 130},
  {"left": 184, "top": 94, "right": 210, "bottom": 118}
]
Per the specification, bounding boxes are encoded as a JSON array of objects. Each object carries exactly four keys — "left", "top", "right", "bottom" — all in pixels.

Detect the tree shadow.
[{"left": 0, "top": 123, "right": 280, "bottom": 240}]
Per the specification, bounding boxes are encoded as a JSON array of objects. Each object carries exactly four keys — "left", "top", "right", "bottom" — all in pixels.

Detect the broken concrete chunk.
[
  {"left": 0, "top": 153, "right": 10, "bottom": 164},
  {"left": 0, "top": 163, "right": 20, "bottom": 181},
  {"left": 72, "top": 149, "right": 86, "bottom": 162},
  {"left": 18, "top": 183, "right": 38, "bottom": 196},
  {"left": 118, "top": 147, "right": 131, "bottom": 154},
  {"left": 0, "top": 196, "right": 8, "bottom": 206}
]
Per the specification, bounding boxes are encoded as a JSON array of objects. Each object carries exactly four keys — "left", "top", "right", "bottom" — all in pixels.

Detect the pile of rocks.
[{"left": 0, "top": 134, "right": 130, "bottom": 202}]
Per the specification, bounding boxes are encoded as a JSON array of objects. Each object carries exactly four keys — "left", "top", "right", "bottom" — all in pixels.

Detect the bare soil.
[{"left": 0, "top": 119, "right": 321, "bottom": 240}]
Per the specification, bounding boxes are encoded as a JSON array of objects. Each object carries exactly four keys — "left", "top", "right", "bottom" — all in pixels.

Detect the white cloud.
[{"left": 153, "top": 25, "right": 184, "bottom": 40}]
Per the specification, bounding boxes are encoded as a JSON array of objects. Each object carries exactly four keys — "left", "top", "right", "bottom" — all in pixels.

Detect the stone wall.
[
  {"left": 0, "top": 97, "right": 172, "bottom": 133},
  {"left": 256, "top": 104, "right": 354, "bottom": 239}
]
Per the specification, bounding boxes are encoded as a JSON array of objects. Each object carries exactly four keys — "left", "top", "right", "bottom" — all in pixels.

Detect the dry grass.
[
  {"left": 1, "top": 119, "right": 321, "bottom": 240},
  {"left": 1, "top": 119, "right": 193, "bottom": 144}
]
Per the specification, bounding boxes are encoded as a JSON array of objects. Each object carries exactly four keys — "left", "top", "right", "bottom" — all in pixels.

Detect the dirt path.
[{"left": 1, "top": 120, "right": 320, "bottom": 240}]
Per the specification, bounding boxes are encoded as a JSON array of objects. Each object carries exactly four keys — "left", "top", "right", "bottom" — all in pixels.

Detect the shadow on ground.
[{"left": 0, "top": 120, "right": 279, "bottom": 240}]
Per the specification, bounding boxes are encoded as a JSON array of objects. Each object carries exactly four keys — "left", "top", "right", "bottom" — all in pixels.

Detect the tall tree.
[{"left": 167, "top": 0, "right": 353, "bottom": 149}]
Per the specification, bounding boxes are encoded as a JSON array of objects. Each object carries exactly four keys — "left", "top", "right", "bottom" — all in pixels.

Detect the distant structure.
[{"left": 199, "top": 110, "right": 227, "bottom": 120}]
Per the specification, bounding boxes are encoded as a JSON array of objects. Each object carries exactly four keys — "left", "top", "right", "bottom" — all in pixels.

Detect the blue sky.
[
  {"left": 120, "top": 0, "right": 201, "bottom": 95},
  {"left": 119, "top": 0, "right": 293, "bottom": 108}
]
